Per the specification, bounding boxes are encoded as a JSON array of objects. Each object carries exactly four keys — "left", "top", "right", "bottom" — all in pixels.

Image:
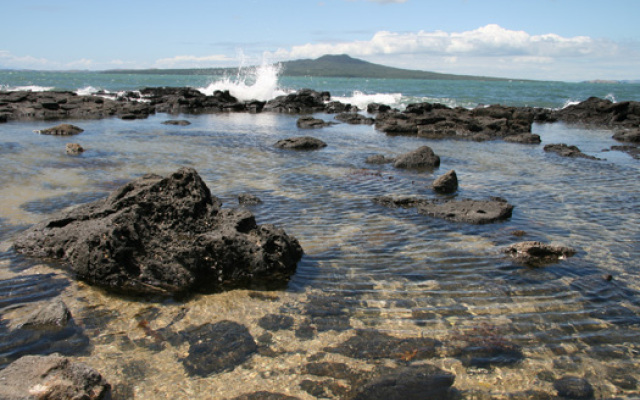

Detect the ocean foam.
[
  {"left": 0, "top": 85, "right": 54, "bottom": 92},
  {"left": 198, "top": 63, "right": 289, "bottom": 102},
  {"left": 333, "top": 91, "right": 403, "bottom": 110}
]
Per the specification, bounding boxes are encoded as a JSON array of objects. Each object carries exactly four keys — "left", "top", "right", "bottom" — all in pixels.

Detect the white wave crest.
[
  {"left": 76, "top": 86, "right": 101, "bottom": 96},
  {"left": 0, "top": 85, "right": 54, "bottom": 92},
  {"left": 333, "top": 91, "right": 403, "bottom": 110},
  {"left": 198, "top": 63, "right": 288, "bottom": 102}
]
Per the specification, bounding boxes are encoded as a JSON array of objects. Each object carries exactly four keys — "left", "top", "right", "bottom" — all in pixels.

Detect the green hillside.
[{"left": 102, "top": 54, "right": 514, "bottom": 81}]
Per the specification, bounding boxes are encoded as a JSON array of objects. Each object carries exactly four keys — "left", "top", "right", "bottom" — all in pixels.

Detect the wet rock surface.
[
  {"left": 553, "top": 376, "right": 595, "bottom": 399},
  {"left": 13, "top": 167, "right": 304, "bottom": 295},
  {"left": 544, "top": 143, "right": 601, "bottom": 160},
  {"left": 296, "top": 116, "right": 337, "bottom": 129},
  {"left": 162, "top": 119, "right": 191, "bottom": 125},
  {"left": 393, "top": 145, "right": 441, "bottom": 169},
  {"left": 65, "top": 142, "right": 84, "bottom": 155},
  {"left": 504, "top": 241, "right": 576, "bottom": 267},
  {"left": 179, "top": 320, "right": 258, "bottom": 377},
  {"left": 36, "top": 123, "right": 84, "bottom": 135},
  {"left": 335, "top": 112, "right": 375, "bottom": 125},
  {"left": 432, "top": 169, "right": 458, "bottom": 194},
  {"left": 263, "top": 89, "right": 330, "bottom": 113},
  {"left": 274, "top": 136, "right": 328, "bottom": 150},
  {"left": 0, "top": 354, "right": 110, "bottom": 400},
  {"left": 374, "top": 196, "right": 514, "bottom": 224},
  {"left": 325, "top": 329, "right": 440, "bottom": 361},
  {"left": 549, "top": 96, "right": 640, "bottom": 131}
]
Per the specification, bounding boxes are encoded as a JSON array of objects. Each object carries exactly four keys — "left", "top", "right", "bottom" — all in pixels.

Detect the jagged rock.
[
  {"left": 296, "top": 116, "right": 337, "bottom": 129},
  {"left": 0, "top": 354, "right": 110, "bottom": 400},
  {"left": 367, "top": 103, "right": 392, "bottom": 114},
  {"left": 374, "top": 196, "right": 514, "bottom": 224},
  {"left": 13, "top": 167, "right": 303, "bottom": 295},
  {"left": 432, "top": 170, "right": 458, "bottom": 194},
  {"left": 162, "top": 119, "right": 191, "bottom": 126},
  {"left": 36, "top": 123, "right": 84, "bottom": 136},
  {"left": 553, "top": 376, "right": 594, "bottom": 399},
  {"left": 264, "top": 89, "right": 330, "bottom": 113},
  {"left": 274, "top": 136, "right": 327, "bottom": 150},
  {"left": 504, "top": 241, "right": 576, "bottom": 267},
  {"left": 544, "top": 143, "right": 601, "bottom": 160},
  {"left": 551, "top": 97, "right": 640, "bottom": 130},
  {"left": 611, "top": 145, "right": 640, "bottom": 159},
  {"left": 65, "top": 143, "right": 84, "bottom": 155},
  {"left": 352, "top": 364, "right": 455, "bottom": 400},
  {"left": 393, "top": 146, "right": 440, "bottom": 169},
  {"left": 612, "top": 129, "right": 640, "bottom": 143},
  {"left": 238, "top": 193, "right": 263, "bottom": 205}
]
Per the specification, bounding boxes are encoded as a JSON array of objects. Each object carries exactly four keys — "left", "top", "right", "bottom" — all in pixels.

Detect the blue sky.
[{"left": 1, "top": 0, "right": 638, "bottom": 81}]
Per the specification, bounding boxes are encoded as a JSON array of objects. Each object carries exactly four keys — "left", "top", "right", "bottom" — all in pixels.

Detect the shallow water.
[{"left": 0, "top": 112, "right": 639, "bottom": 398}]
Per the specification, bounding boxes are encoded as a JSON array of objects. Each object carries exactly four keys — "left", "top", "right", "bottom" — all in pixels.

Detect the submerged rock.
[
  {"left": 553, "top": 376, "right": 595, "bottom": 399},
  {"left": 352, "top": 364, "right": 455, "bottom": 400},
  {"left": 36, "top": 123, "right": 84, "bottom": 136},
  {"left": 21, "top": 299, "right": 71, "bottom": 328},
  {"left": 374, "top": 196, "right": 514, "bottom": 224},
  {"left": 230, "top": 393, "right": 301, "bottom": 400},
  {"left": 335, "top": 112, "right": 375, "bottom": 125},
  {"left": 0, "top": 354, "right": 110, "bottom": 400},
  {"left": 13, "top": 167, "right": 303, "bottom": 295},
  {"left": 180, "top": 321, "right": 257, "bottom": 377},
  {"left": 325, "top": 329, "right": 440, "bottom": 360},
  {"left": 432, "top": 169, "right": 458, "bottom": 194},
  {"left": 365, "top": 154, "right": 395, "bottom": 164},
  {"left": 162, "top": 119, "right": 191, "bottom": 126},
  {"left": 503, "top": 133, "right": 541, "bottom": 144},
  {"left": 504, "top": 241, "right": 576, "bottom": 267},
  {"left": 274, "top": 136, "right": 327, "bottom": 150}
]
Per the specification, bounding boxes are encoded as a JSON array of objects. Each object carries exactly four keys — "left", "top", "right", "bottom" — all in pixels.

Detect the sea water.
[{"left": 0, "top": 66, "right": 639, "bottom": 399}]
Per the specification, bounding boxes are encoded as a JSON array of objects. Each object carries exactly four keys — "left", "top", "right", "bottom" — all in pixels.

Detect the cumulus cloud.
[{"left": 270, "top": 24, "right": 610, "bottom": 60}]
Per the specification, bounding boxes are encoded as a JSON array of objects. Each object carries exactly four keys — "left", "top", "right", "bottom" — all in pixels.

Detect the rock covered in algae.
[{"left": 13, "top": 167, "right": 304, "bottom": 295}]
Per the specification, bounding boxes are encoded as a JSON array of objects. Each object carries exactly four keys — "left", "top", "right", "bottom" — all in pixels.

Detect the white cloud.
[{"left": 265, "top": 24, "right": 632, "bottom": 80}]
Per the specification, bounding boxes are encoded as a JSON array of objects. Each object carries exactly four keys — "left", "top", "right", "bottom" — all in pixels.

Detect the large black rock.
[{"left": 13, "top": 168, "right": 303, "bottom": 295}]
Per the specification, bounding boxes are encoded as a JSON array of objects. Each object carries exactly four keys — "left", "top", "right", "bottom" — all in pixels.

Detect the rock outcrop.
[
  {"left": 393, "top": 146, "right": 441, "bottom": 169},
  {"left": 13, "top": 167, "right": 303, "bottom": 295},
  {"left": 36, "top": 123, "right": 84, "bottom": 136},
  {"left": 263, "top": 89, "right": 330, "bottom": 113},
  {"left": 274, "top": 136, "right": 327, "bottom": 150},
  {"left": 544, "top": 143, "right": 601, "bottom": 160},
  {"left": 0, "top": 354, "right": 110, "bottom": 400},
  {"left": 432, "top": 170, "right": 458, "bottom": 194},
  {"left": 296, "top": 116, "right": 337, "bottom": 129}
]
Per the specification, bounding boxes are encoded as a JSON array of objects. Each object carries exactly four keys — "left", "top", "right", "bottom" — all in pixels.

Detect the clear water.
[{"left": 0, "top": 71, "right": 639, "bottom": 398}]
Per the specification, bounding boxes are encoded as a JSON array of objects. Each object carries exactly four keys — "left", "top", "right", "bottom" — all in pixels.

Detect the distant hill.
[{"left": 102, "top": 54, "right": 515, "bottom": 81}]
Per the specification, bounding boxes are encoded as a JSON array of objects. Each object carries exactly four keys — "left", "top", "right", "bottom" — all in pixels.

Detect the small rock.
[
  {"left": 65, "top": 143, "right": 84, "bottom": 155},
  {"left": 274, "top": 136, "right": 327, "bottom": 150},
  {"left": 0, "top": 354, "right": 110, "bottom": 400},
  {"left": 36, "top": 123, "right": 84, "bottom": 136},
  {"left": 504, "top": 241, "right": 576, "bottom": 266},
  {"left": 432, "top": 169, "right": 458, "bottom": 194},
  {"left": 504, "top": 133, "right": 542, "bottom": 144},
  {"left": 335, "top": 113, "right": 375, "bottom": 125},
  {"left": 352, "top": 364, "right": 455, "bottom": 400},
  {"left": 553, "top": 376, "right": 594, "bottom": 399},
  {"left": 162, "top": 119, "right": 191, "bottom": 126},
  {"left": 544, "top": 143, "right": 600, "bottom": 160},
  {"left": 296, "top": 116, "right": 336, "bottom": 129},
  {"left": 365, "top": 154, "right": 395, "bottom": 164},
  {"left": 257, "top": 314, "right": 294, "bottom": 331},
  {"left": 393, "top": 146, "right": 441, "bottom": 169},
  {"left": 230, "top": 392, "right": 301, "bottom": 400},
  {"left": 21, "top": 299, "right": 71, "bottom": 329},
  {"left": 238, "top": 193, "right": 262, "bottom": 205}
]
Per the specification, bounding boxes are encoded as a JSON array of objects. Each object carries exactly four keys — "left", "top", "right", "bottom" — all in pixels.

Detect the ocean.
[{"left": 1, "top": 67, "right": 639, "bottom": 399}]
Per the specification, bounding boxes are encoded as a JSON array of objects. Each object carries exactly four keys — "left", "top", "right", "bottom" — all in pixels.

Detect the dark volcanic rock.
[
  {"left": 612, "top": 129, "right": 640, "bottom": 143},
  {"left": 238, "top": 193, "right": 263, "bottom": 205},
  {"left": 264, "top": 89, "right": 330, "bottom": 113},
  {"left": 553, "top": 376, "right": 595, "bottom": 399},
  {"left": 544, "top": 143, "right": 601, "bottom": 160},
  {"left": 375, "top": 196, "right": 514, "bottom": 224},
  {"left": 0, "top": 354, "right": 110, "bottom": 400},
  {"left": 432, "top": 169, "right": 458, "bottom": 194},
  {"left": 296, "top": 116, "right": 337, "bottom": 129},
  {"left": 335, "top": 112, "right": 375, "bottom": 125},
  {"left": 503, "top": 133, "right": 542, "bottom": 144},
  {"left": 37, "top": 123, "right": 84, "bottom": 136},
  {"left": 352, "top": 364, "right": 455, "bottom": 400},
  {"left": 393, "top": 145, "right": 441, "bottom": 169},
  {"left": 274, "top": 136, "right": 327, "bottom": 150},
  {"left": 13, "top": 167, "right": 303, "bottom": 295},
  {"left": 21, "top": 299, "right": 71, "bottom": 328},
  {"left": 180, "top": 321, "right": 257, "bottom": 377},
  {"left": 230, "top": 392, "right": 301, "bottom": 400},
  {"left": 325, "top": 329, "right": 440, "bottom": 360},
  {"left": 550, "top": 97, "right": 640, "bottom": 130},
  {"left": 162, "top": 119, "right": 191, "bottom": 126},
  {"left": 611, "top": 145, "right": 640, "bottom": 159},
  {"left": 504, "top": 241, "right": 576, "bottom": 267}
]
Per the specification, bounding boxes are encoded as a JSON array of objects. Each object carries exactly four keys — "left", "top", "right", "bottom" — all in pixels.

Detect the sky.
[{"left": 1, "top": 0, "right": 639, "bottom": 81}]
